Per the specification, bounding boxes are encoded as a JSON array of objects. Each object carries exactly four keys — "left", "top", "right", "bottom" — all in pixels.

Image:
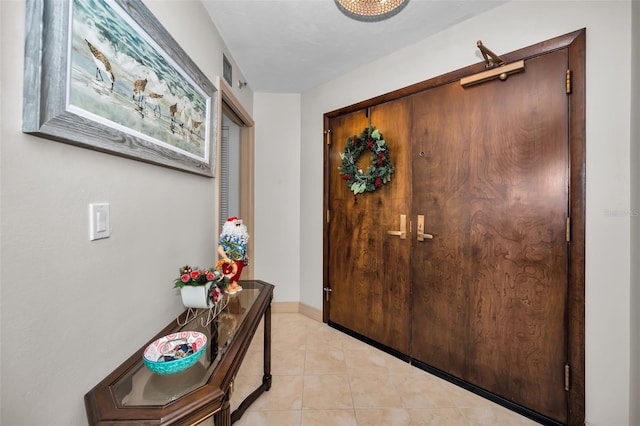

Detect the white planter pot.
[{"left": 180, "top": 285, "right": 210, "bottom": 309}]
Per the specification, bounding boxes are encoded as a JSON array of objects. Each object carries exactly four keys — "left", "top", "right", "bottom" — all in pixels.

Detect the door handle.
[
  {"left": 387, "top": 214, "right": 407, "bottom": 239},
  {"left": 417, "top": 215, "right": 434, "bottom": 241}
]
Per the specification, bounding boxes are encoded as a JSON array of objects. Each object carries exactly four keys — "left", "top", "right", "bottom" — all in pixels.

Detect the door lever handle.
[
  {"left": 387, "top": 214, "right": 407, "bottom": 239},
  {"left": 417, "top": 215, "right": 434, "bottom": 241}
]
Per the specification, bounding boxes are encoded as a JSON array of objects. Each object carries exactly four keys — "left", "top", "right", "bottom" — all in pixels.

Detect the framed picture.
[{"left": 23, "top": 0, "right": 218, "bottom": 177}]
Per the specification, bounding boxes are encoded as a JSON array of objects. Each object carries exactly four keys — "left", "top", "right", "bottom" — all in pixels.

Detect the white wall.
[
  {"left": 298, "top": 1, "right": 633, "bottom": 425},
  {"left": 0, "top": 1, "right": 252, "bottom": 424},
  {"left": 253, "top": 93, "right": 301, "bottom": 303}
]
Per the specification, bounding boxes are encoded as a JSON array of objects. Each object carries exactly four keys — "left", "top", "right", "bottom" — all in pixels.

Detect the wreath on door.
[{"left": 339, "top": 126, "right": 394, "bottom": 195}]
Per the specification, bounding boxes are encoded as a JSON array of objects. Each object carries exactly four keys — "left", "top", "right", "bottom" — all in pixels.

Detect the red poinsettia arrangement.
[{"left": 173, "top": 265, "right": 229, "bottom": 303}]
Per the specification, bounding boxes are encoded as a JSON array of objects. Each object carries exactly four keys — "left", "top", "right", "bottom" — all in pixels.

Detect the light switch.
[
  {"left": 90, "top": 203, "right": 110, "bottom": 241},
  {"left": 97, "top": 211, "right": 107, "bottom": 232}
]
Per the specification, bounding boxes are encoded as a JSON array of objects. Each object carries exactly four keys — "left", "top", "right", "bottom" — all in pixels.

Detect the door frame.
[
  {"left": 218, "top": 77, "right": 255, "bottom": 279},
  {"left": 322, "top": 29, "right": 585, "bottom": 425}
]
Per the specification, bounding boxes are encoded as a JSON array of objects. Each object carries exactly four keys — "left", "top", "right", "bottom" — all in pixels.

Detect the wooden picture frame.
[{"left": 23, "top": 0, "right": 218, "bottom": 177}]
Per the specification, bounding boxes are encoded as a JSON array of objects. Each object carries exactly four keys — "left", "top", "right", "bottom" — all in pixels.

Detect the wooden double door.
[{"left": 324, "top": 31, "right": 585, "bottom": 425}]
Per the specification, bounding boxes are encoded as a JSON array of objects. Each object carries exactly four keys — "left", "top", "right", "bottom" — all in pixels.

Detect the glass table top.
[{"left": 111, "top": 284, "right": 264, "bottom": 407}]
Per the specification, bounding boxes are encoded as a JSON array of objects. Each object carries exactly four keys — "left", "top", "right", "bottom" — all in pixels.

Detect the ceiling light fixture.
[{"left": 335, "top": 0, "right": 409, "bottom": 22}]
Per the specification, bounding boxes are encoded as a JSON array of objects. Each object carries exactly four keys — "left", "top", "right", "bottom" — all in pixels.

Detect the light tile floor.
[{"left": 229, "top": 313, "right": 539, "bottom": 426}]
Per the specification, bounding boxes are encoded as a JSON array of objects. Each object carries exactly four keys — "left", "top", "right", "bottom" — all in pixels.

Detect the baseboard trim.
[
  {"left": 271, "top": 301, "right": 323, "bottom": 322},
  {"left": 298, "top": 302, "right": 322, "bottom": 322},
  {"left": 271, "top": 301, "right": 299, "bottom": 313}
]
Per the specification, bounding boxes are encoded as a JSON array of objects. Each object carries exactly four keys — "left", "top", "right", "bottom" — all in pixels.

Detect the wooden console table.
[{"left": 85, "top": 280, "right": 274, "bottom": 425}]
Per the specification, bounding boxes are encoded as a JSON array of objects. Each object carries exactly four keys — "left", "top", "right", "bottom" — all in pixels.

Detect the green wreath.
[{"left": 339, "top": 126, "right": 394, "bottom": 195}]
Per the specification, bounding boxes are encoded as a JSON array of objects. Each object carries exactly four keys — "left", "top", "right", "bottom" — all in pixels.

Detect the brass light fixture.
[{"left": 335, "top": 0, "right": 409, "bottom": 22}]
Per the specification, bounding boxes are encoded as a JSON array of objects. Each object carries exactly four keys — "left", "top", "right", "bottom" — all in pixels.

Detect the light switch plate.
[{"left": 89, "top": 203, "right": 110, "bottom": 241}]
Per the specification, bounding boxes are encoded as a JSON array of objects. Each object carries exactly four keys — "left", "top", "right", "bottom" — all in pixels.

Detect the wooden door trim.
[
  {"left": 218, "top": 78, "right": 255, "bottom": 279},
  {"left": 322, "top": 29, "right": 585, "bottom": 425},
  {"left": 322, "top": 115, "right": 330, "bottom": 322},
  {"left": 566, "top": 29, "right": 586, "bottom": 425}
]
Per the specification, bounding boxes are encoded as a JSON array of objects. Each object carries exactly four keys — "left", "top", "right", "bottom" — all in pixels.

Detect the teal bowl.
[{"left": 143, "top": 331, "right": 207, "bottom": 375}]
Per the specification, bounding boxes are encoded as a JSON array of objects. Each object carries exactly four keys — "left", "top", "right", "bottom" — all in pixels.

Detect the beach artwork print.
[{"left": 67, "top": 0, "right": 210, "bottom": 162}]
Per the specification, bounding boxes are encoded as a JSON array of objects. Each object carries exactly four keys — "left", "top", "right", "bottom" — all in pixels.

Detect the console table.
[{"left": 85, "top": 280, "right": 274, "bottom": 425}]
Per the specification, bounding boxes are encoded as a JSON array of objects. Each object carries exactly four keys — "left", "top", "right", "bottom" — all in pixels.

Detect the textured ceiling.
[{"left": 202, "top": 0, "right": 507, "bottom": 93}]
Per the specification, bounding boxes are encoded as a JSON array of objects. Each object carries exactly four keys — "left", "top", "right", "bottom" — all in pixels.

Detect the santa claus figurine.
[{"left": 217, "top": 216, "right": 249, "bottom": 294}]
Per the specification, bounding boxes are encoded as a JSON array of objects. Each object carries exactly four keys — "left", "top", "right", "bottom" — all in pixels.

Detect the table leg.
[
  {"left": 263, "top": 303, "right": 272, "bottom": 390},
  {"left": 212, "top": 399, "right": 230, "bottom": 426},
  {"left": 230, "top": 301, "right": 273, "bottom": 424}
]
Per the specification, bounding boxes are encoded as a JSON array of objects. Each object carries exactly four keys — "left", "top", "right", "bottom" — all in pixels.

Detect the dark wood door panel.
[
  {"left": 327, "top": 99, "right": 413, "bottom": 354},
  {"left": 410, "top": 80, "right": 473, "bottom": 379},
  {"left": 410, "top": 49, "right": 570, "bottom": 422}
]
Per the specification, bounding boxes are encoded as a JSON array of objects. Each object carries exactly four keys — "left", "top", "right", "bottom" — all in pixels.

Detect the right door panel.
[{"left": 410, "top": 49, "right": 570, "bottom": 423}]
